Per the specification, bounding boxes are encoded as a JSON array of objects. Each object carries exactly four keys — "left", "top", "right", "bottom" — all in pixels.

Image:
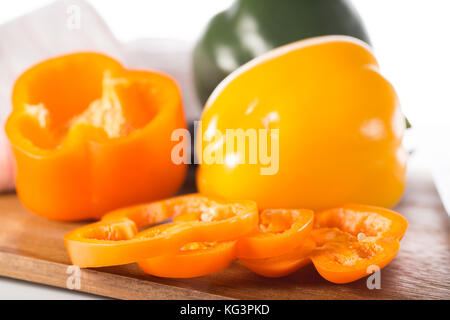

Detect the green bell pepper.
[{"left": 193, "top": 0, "right": 371, "bottom": 105}]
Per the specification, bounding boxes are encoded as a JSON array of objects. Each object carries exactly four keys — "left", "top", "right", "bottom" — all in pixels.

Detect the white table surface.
[{"left": 0, "top": 276, "right": 105, "bottom": 300}]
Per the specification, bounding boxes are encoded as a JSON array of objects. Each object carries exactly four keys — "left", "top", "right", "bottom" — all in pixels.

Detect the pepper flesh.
[
  {"left": 6, "top": 52, "right": 187, "bottom": 221},
  {"left": 313, "top": 203, "right": 408, "bottom": 240},
  {"left": 310, "top": 204, "right": 407, "bottom": 283},
  {"left": 104, "top": 193, "right": 260, "bottom": 242},
  {"left": 171, "top": 194, "right": 259, "bottom": 242}
]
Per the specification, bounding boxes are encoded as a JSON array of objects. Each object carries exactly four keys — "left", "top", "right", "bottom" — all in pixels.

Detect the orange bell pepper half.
[
  {"left": 6, "top": 52, "right": 187, "bottom": 221},
  {"left": 236, "top": 209, "right": 314, "bottom": 259},
  {"left": 137, "top": 239, "right": 236, "bottom": 278},
  {"left": 310, "top": 204, "right": 408, "bottom": 284},
  {"left": 64, "top": 194, "right": 258, "bottom": 267},
  {"left": 239, "top": 237, "right": 316, "bottom": 278}
]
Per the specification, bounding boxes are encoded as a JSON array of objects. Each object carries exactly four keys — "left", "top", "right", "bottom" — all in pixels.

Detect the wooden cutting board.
[{"left": 0, "top": 169, "right": 449, "bottom": 300}]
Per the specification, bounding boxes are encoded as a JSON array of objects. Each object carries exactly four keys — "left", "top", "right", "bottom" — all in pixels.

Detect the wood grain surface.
[{"left": 0, "top": 169, "right": 449, "bottom": 300}]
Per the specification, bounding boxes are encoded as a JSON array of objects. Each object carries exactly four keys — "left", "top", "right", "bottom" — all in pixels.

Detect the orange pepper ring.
[
  {"left": 168, "top": 194, "right": 259, "bottom": 242},
  {"left": 239, "top": 237, "right": 316, "bottom": 278},
  {"left": 314, "top": 203, "right": 408, "bottom": 240},
  {"left": 236, "top": 209, "right": 314, "bottom": 259},
  {"left": 309, "top": 203, "right": 407, "bottom": 284},
  {"left": 137, "top": 240, "right": 236, "bottom": 278},
  {"left": 64, "top": 219, "right": 193, "bottom": 268},
  {"left": 311, "top": 237, "right": 400, "bottom": 284},
  {"left": 103, "top": 193, "right": 259, "bottom": 241},
  {"left": 65, "top": 194, "right": 258, "bottom": 267}
]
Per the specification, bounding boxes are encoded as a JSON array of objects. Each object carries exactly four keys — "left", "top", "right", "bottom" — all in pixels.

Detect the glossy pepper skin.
[
  {"left": 6, "top": 53, "right": 187, "bottom": 221},
  {"left": 196, "top": 36, "right": 407, "bottom": 211},
  {"left": 193, "top": 0, "right": 370, "bottom": 104}
]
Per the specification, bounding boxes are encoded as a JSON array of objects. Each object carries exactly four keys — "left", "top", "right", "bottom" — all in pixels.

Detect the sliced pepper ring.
[
  {"left": 65, "top": 194, "right": 258, "bottom": 267},
  {"left": 310, "top": 204, "right": 407, "bottom": 284},
  {"left": 310, "top": 228, "right": 400, "bottom": 284},
  {"left": 170, "top": 194, "right": 259, "bottom": 242},
  {"left": 64, "top": 220, "right": 192, "bottom": 267},
  {"left": 137, "top": 238, "right": 236, "bottom": 278},
  {"left": 240, "top": 237, "right": 316, "bottom": 278},
  {"left": 101, "top": 199, "right": 176, "bottom": 228},
  {"left": 314, "top": 203, "right": 408, "bottom": 240},
  {"left": 236, "top": 209, "right": 314, "bottom": 259}
]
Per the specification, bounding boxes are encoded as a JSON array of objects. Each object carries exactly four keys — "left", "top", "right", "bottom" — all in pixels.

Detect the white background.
[
  {"left": 1, "top": 0, "right": 449, "bottom": 128},
  {"left": 0, "top": 0, "right": 449, "bottom": 299}
]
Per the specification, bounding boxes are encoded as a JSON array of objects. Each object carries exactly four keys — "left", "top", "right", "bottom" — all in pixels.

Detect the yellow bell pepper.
[{"left": 196, "top": 35, "right": 407, "bottom": 210}]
